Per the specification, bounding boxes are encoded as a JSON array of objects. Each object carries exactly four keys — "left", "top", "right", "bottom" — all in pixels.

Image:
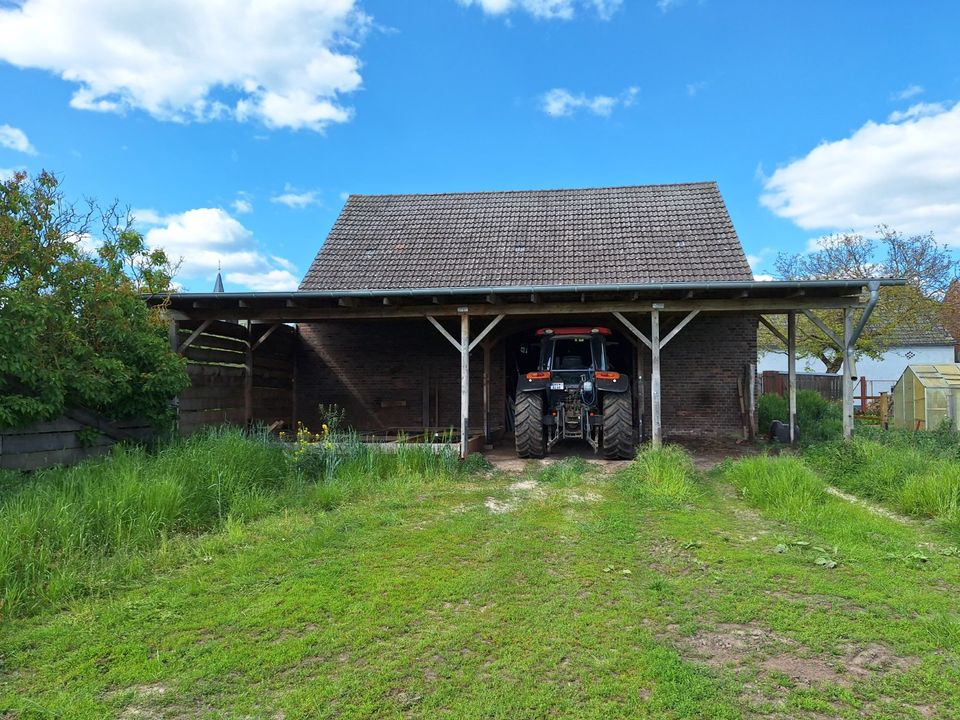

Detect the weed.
[{"left": 618, "top": 445, "right": 699, "bottom": 507}]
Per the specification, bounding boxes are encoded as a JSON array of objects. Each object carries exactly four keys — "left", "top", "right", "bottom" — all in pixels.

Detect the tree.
[
  {"left": 0, "top": 170, "right": 189, "bottom": 428},
  {"left": 764, "top": 226, "right": 958, "bottom": 373}
]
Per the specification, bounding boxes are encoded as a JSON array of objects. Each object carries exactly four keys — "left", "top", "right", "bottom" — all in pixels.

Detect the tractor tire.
[
  {"left": 601, "top": 392, "right": 635, "bottom": 460},
  {"left": 515, "top": 392, "right": 546, "bottom": 458}
]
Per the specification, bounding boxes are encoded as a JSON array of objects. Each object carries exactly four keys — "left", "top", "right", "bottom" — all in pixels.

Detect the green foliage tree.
[
  {"left": 763, "top": 227, "right": 958, "bottom": 372},
  {"left": 0, "top": 170, "right": 189, "bottom": 428}
]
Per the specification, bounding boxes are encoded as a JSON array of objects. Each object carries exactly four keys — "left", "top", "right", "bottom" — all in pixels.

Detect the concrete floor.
[{"left": 481, "top": 436, "right": 758, "bottom": 473}]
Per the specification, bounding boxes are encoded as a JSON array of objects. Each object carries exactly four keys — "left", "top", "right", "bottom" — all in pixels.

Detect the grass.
[
  {"left": 0, "top": 427, "right": 469, "bottom": 619},
  {"left": 758, "top": 390, "right": 842, "bottom": 445},
  {"left": 2, "top": 435, "right": 960, "bottom": 718},
  {"left": 805, "top": 435, "right": 960, "bottom": 539}
]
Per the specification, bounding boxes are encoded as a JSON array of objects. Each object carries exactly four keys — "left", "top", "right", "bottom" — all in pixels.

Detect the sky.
[{"left": 0, "top": 0, "right": 958, "bottom": 292}]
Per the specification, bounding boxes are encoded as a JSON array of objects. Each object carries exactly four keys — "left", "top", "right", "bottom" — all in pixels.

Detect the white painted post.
[
  {"left": 460, "top": 313, "right": 470, "bottom": 459},
  {"left": 651, "top": 309, "right": 662, "bottom": 448},
  {"left": 787, "top": 311, "right": 797, "bottom": 444},
  {"left": 482, "top": 342, "right": 491, "bottom": 447},
  {"left": 842, "top": 308, "right": 854, "bottom": 439}
]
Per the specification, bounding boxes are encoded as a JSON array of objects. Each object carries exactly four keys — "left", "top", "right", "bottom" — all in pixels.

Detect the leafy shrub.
[
  {"left": 0, "top": 171, "right": 188, "bottom": 428},
  {"left": 758, "top": 390, "right": 842, "bottom": 445}
]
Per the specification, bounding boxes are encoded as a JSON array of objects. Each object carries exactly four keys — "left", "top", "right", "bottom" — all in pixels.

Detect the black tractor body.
[{"left": 514, "top": 327, "right": 634, "bottom": 460}]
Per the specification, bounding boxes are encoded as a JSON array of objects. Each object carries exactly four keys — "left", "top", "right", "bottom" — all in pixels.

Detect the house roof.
[
  {"left": 300, "top": 182, "right": 753, "bottom": 291},
  {"left": 888, "top": 316, "right": 955, "bottom": 346}
]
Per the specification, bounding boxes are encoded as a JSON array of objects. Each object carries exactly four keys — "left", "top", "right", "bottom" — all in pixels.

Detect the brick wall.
[
  {"left": 297, "top": 319, "right": 505, "bottom": 433},
  {"left": 640, "top": 312, "right": 758, "bottom": 439},
  {"left": 298, "top": 313, "right": 755, "bottom": 441}
]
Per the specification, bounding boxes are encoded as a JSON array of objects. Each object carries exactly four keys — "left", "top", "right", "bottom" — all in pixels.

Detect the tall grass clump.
[
  {"left": 806, "top": 436, "right": 960, "bottom": 537},
  {"left": 619, "top": 445, "right": 699, "bottom": 507},
  {"left": 0, "top": 425, "right": 477, "bottom": 619},
  {"left": 723, "top": 455, "right": 827, "bottom": 522},
  {"left": 758, "top": 390, "right": 842, "bottom": 445},
  {"left": 0, "top": 428, "right": 288, "bottom": 617}
]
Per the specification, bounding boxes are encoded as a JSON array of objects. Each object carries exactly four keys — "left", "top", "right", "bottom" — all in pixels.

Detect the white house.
[{"left": 759, "top": 319, "right": 956, "bottom": 397}]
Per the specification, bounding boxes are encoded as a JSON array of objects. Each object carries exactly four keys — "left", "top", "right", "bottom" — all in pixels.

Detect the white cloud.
[
  {"left": 541, "top": 86, "right": 637, "bottom": 117},
  {"left": 136, "top": 207, "right": 297, "bottom": 291},
  {"left": 686, "top": 81, "right": 706, "bottom": 97},
  {"left": 0, "top": 168, "right": 19, "bottom": 181},
  {"left": 887, "top": 102, "right": 945, "bottom": 123},
  {"left": 753, "top": 273, "right": 775, "bottom": 282},
  {"left": 226, "top": 269, "right": 299, "bottom": 292},
  {"left": 271, "top": 188, "right": 319, "bottom": 209},
  {"left": 458, "top": 0, "right": 621, "bottom": 20},
  {"left": 657, "top": 0, "right": 683, "bottom": 12},
  {"left": 761, "top": 101, "right": 960, "bottom": 245},
  {"left": 0, "top": 0, "right": 368, "bottom": 132},
  {"left": 231, "top": 197, "right": 253, "bottom": 215},
  {"left": 0, "top": 124, "right": 36, "bottom": 154},
  {"left": 891, "top": 84, "right": 924, "bottom": 101}
]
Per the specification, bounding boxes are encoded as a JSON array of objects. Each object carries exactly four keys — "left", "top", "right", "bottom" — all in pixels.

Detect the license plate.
[{"left": 550, "top": 382, "right": 565, "bottom": 390}]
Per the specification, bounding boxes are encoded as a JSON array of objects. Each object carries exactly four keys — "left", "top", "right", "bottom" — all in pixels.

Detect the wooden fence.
[
  {"left": 175, "top": 319, "right": 296, "bottom": 435},
  {"left": 0, "top": 410, "right": 154, "bottom": 472},
  {"left": 761, "top": 370, "right": 843, "bottom": 401},
  {"left": 0, "top": 321, "right": 297, "bottom": 472}
]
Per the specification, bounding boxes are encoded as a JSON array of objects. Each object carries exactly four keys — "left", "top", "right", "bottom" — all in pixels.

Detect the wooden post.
[
  {"left": 636, "top": 343, "right": 644, "bottom": 442},
  {"left": 482, "top": 342, "right": 491, "bottom": 446},
  {"left": 879, "top": 391, "right": 889, "bottom": 429},
  {"left": 291, "top": 325, "right": 299, "bottom": 430},
  {"left": 860, "top": 375, "right": 868, "bottom": 414},
  {"left": 787, "top": 311, "right": 797, "bottom": 444},
  {"left": 651, "top": 309, "right": 662, "bottom": 448},
  {"left": 244, "top": 322, "right": 254, "bottom": 428},
  {"left": 747, "top": 362, "right": 756, "bottom": 441},
  {"left": 460, "top": 313, "right": 470, "bottom": 459},
  {"left": 168, "top": 316, "right": 181, "bottom": 432},
  {"left": 842, "top": 308, "right": 854, "bottom": 439}
]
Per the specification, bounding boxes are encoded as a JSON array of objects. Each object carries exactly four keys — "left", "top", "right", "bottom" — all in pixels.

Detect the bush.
[{"left": 758, "top": 390, "right": 842, "bottom": 445}]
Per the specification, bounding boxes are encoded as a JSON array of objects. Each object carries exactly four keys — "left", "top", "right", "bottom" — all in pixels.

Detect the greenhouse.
[{"left": 891, "top": 364, "right": 960, "bottom": 431}]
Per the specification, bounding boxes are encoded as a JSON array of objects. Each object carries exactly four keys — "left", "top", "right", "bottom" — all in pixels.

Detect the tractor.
[{"left": 514, "top": 326, "right": 634, "bottom": 460}]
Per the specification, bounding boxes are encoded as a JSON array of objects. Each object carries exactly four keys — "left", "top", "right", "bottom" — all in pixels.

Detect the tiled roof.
[
  {"left": 889, "top": 316, "right": 955, "bottom": 346},
  {"left": 300, "top": 182, "right": 753, "bottom": 291}
]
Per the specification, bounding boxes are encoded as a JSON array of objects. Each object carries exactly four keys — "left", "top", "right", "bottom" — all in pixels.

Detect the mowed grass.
[{"left": 2, "top": 441, "right": 960, "bottom": 718}]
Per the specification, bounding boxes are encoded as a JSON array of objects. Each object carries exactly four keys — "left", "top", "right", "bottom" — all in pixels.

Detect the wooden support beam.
[
  {"left": 468, "top": 314, "right": 505, "bottom": 352},
  {"left": 382, "top": 297, "right": 392, "bottom": 305},
  {"left": 759, "top": 315, "right": 788, "bottom": 346},
  {"left": 651, "top": 309, "right": 662, "bottom": 448},
  {"left": 801, "top": 309, "right": 843, "bottom": 348},
  {"left": 787, "top": 311, "right": 797, "bottom": 444},
  {"left": 530, "top": 292, "right": 541, "bottom": 304},
  {"left": 168, "top": 316, "right": 180, "bottom": 353},
  {"left": 482, "top": 342, "right": 491, "bottom": 445},
  {"left": 183, "top": 295, "right": 864, "bottom": 322},
  {"left": 486, "top": 294, "right": 502, "bottom": 304},
  {"left": 250, "top": 322, "right": 281, "bottom": 352},
  {"left": 426, "top": 315, "right": 462, "bottom": 351},
  {"left": 244, "top": 323, "right": 254, "bottom": 428},
  {"left": 177, "top": 318, "right": 213, "bottom": 354},
  {"left": 612, "top": 311, "right": 652, "bottom": 349},
  {"left": 337, "top": 297, "right": 356, "bottom": 308},
  {"left": 460, "top": 313, "right": 470, "bottom": 459},
  {"left": 660, "top": 309, "right": 700, "bottom": 348},
  {"left": 842, "top": 308, "right": 854, "bottom": 439}
]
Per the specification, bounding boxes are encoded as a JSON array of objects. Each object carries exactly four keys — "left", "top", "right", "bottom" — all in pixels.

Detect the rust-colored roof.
[{"left": 300, "top": 182, "right": 753, "bottom": 291}]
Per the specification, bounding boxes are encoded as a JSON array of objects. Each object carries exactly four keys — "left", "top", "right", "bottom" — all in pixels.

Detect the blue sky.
[{"left": 1, "top": 0, "right": 958, "bottom": 291}]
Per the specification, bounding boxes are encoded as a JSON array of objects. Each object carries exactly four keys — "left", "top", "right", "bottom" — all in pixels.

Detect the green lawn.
[{"left": 2, "top": 443, "right": 960, "bottom": 719}]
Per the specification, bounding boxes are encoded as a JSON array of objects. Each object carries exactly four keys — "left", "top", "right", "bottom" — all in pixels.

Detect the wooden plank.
[
  {"left": 178, "top": 396, "right": 244, "bottom": 412},
  {"left": 427, "top": 315, "right": 462, "bottom": 351},
  {"left": 612, "top": 312, "right": 652, "bottom": 349},
  {"left": 659, "top": 309, "right": 700, "bottom": 348},
  {"left": 759, "top": 315, "right": 788, "bottom": 346},
  {"left": 178, "top": 331, "right": 247, "bottom": 353},
  {"left": 461, "top": 313, "right": 470, "bottom": 459},
  {"left": 0, "top": 431, "right": 113, "bottom": 454},
  {"left": 181, "top": 295, "right": 864, "bottom": 322},
  {"left": 248, "top": 354, "right": 293, "bottom": 373},
  {"left": 0, "top": 417, "right": 84, "bottom": 436},
  {"left": 63, "top": 408, "right": 140, "bottom": 442},
  {"left": 180, "top": 319, "right": 249, "bottom": 341},
  {"left": 183, "top": 347, "right": 246, "bottom": 366},
  {"left": 177, "top": 319, "right": 214, "bottom": 354},
  {"left": 1, "top": 445, "right": 110, "bottom": 472},
  {"left": 787, "top": 311, "right": 797, "bottom": 443}
]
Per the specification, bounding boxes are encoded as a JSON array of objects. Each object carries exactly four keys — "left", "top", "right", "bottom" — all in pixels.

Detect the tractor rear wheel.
[
  {"left": 601, "top": 392, "right": 634, "bottom": 460},
  {"left": 515, "top": 393, "right": 546, "bottom": 458}
]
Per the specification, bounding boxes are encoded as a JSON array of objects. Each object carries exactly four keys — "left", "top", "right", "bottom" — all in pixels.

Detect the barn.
[{"left": 150, "top": 182, "right": 899, "bottom": 457}]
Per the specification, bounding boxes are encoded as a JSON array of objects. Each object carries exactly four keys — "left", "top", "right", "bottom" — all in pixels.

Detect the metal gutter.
[{"left": 145, "top": 278, "right": 906, "bottom": 303}]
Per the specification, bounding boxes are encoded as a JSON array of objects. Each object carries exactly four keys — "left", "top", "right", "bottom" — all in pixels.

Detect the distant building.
[{"left": 759, "top": 316, "right": 956, "bottom": 396}]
